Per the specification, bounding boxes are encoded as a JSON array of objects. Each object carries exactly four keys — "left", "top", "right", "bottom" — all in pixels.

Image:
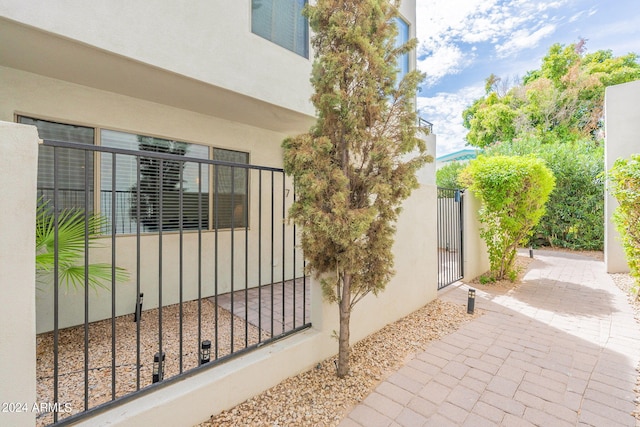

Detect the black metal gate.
[{"left": 437, "top": 187, "right": 464, "bottom": 289}]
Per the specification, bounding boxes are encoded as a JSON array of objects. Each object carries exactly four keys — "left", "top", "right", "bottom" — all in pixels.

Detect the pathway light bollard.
[
  {"left": 134, "top": 292, "right": 144, "bottom": 322},
  {"left": 200, "top": 340, "right": 211, "bottom": 365},
  {"left": 529, "top": 246, "right": 534, "bottom": 258},
  {"left": 467, "top": 288, "right": 476, "bottom": 314},
  {"left": 153, "top": 352, "right": 165, "bottom": 383}
]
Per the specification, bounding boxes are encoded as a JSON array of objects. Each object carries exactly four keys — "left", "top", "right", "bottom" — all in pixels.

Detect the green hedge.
[
  {"left": 609, "top": 154, "right": 640, "bottom": 292},
  {"left": 486, "top": 137, "right": 604, "bottom": 250}
]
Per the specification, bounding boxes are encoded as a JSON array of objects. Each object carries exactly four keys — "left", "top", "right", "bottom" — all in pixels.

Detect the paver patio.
[
  {"left": 215, "top": 277, "right": 310, "bottom": 336},
  {"left": 340, "top": 250, "right": 640, "bottom": 426}
]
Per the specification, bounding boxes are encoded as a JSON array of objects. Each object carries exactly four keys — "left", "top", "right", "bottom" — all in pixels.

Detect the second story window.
[
  {"left": 251, "top": 0, "right": 309, "bottom": 58},
  {"left": 394, "top": 16, "right": 410, "bottom": 82}
]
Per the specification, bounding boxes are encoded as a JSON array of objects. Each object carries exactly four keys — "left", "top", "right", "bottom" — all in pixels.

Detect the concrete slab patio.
[{"left": 340, "top": 250, "right": 640, "bottom": 426}]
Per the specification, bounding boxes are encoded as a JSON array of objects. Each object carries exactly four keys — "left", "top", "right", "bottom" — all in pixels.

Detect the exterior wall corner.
[{"left": 0, "top": 121, "right": 39, "bottom": 427}]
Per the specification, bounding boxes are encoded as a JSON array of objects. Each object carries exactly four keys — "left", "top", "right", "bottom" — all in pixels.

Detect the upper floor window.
[
  {"left": 251, "top": 0, "right": 309, "bottom": 58},
  {"left": 394, "top": 16, "right": 410, "bottom": 82}
]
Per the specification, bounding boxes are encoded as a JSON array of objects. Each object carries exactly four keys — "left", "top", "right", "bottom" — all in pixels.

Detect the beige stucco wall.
[
  {"left": 0, "top": 1, "right": 314, "bottom": 116},
  {"left": 0, "top": 66, "right": 302, "bottom": 167},
  {"left": 604, "top": 81, "right": 640, "bottom": 273},
  {"left": 0, "top": 122, "right": 38, "bottom": 427},
  {"left": 461, "top": 190, "right": 490, "bottom": 282}
]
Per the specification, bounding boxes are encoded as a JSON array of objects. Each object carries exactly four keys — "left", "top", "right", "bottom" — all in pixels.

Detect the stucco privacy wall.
[
  {"left": 0, "top": 122, "right": 38, "bottom": 427},
  {"left": 461, "top": 191, "right": 490, "bottom": 282},
  {"left": 605, "top": 80, "right": 640, "bottom": 273}
]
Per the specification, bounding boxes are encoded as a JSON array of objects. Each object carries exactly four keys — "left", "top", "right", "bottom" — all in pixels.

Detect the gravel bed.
[
  {"left": 198, "top": 298, "right": 480, "bottom": 427},
  {"left": 36, "top": 300, "right": 266, "bottom": 426}
]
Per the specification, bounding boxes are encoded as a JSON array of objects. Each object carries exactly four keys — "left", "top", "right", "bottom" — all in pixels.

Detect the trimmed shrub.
[
  {"left": 608, "top": 154, "right": 640, "bottom": 293},
  {"left": 461, "top": 155, "right": 555, "bottom": 281}
]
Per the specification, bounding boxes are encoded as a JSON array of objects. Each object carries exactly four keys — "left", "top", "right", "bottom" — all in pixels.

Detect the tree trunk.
[{"left": 337, "top": 272, "right": 351, "bottom": 378}]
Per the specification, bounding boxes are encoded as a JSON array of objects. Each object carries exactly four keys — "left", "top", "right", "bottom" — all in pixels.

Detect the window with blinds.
[
  {"left": 100, "top": 130, "right": 211, "bottom": 234},
  {"left": 18, "top": 116, "right": 95, "bottom": 213},
  {"left": 212, "top": 148, "right": 249, "bottom": 229},
  {"left": 251, "top": 0, "right": 309, "bottom": 58},
  {"left": 20, "top": 116, "right": 250, "bottom": 234}
]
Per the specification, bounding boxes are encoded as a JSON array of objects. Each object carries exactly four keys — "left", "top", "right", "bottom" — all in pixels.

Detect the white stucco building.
[{"left": 0, "top": 2, "right": 456, "bottom": 426}]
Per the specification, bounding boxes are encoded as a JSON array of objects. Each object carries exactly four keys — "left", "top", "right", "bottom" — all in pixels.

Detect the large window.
[
  {"left": 251, "top": 0, "right": 309, "bottom": 58},
  {"left": 101, "top": 130, "right": 211, "bottom": 234},
  {"left": 394, "top": 16, "right": 410, "bottom": 82},
  {"left": 20, "top": 116, "right": 249, "bottom": 234}
]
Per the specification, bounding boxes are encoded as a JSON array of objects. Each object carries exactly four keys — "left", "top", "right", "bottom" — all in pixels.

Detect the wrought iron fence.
[{"left": 36, "top": 139, "right": 310, "bottom": 426}]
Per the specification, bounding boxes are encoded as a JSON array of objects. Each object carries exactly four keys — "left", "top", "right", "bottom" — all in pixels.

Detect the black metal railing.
[
  {"left": 437, "top": 187, "right": 464, "bottom": 289},
  {"left": 36, "top": 139, "right": 310, "bottom": 426},
  {"left": 418, "top": 117, "right": 433, "bottom": 134}
]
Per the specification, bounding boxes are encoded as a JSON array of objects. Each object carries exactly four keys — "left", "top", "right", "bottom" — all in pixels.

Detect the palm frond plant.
[{"left": 36, "top": 200, "right": 129, "bottom": 291}]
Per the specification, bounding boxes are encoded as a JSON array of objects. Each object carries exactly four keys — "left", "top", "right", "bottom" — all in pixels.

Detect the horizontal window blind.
[
  {"left": 100, "top": 130, "right": 210, "bottom": 234},
  {"left": 251, "top": 0, "right": 309, "bottom": 57},
  {"left": 18, "top": 116, "right": 95, "bottom": 213},
  {"left": 21, "top": 116, "right": 250, "bottom": 234},
  {"left": 213, "top": 148, "right": 249, "bottom": 229}
]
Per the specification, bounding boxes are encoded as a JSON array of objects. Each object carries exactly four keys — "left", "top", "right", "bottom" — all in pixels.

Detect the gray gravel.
[{"left": 199, "top": 298, "right": 479, "bottom": 427}]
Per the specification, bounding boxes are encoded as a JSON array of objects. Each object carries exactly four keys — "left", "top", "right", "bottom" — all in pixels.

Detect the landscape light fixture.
[
  {"left": 134, "top": 292, "right": 144, "bottom": 322},
  {"left": 467, "top": 288, "right": 476, "bottom": 314},
  {"left": 200, "top": 340, "right": 211, "bottom": 365},
  {"left": 153, "top": 352, "right": 165, "bottom": 383}
]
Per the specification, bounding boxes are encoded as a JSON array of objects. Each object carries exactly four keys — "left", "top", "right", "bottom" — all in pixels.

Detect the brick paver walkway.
[{"left": 340, "top": 250, "right": 640, "bottom": 426}]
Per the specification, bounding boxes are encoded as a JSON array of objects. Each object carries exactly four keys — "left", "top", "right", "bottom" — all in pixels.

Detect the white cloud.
[
  {"left": 495, "top": 24, "right": 557, "bottom": 57},
  {"left": 416, "top": 0, "right": 568, "bottom": 86},
  {"left": 419, "top": 43, "right": 469, "bottom": 86},
  {"left": 417, "top": 85, "right": 486, "bottom": 156},
  {"left": 569, "top": 10, "right": 585, "bottom": 23}
]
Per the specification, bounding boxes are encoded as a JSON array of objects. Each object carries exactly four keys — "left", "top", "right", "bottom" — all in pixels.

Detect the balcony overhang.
[{"left": 0, "top": 17, "right": 315, "bottom": 135}]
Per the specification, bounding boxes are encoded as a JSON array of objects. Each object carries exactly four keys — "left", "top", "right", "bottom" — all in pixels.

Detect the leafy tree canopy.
[
  {"left": 436, "top": 161, "right": 467, "bottom": 189},
  {"left": 464, "top": 40, "right": 640, "bottom": 147}
]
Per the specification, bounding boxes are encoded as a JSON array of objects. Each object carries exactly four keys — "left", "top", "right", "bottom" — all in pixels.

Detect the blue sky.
[{"left": 414, "top": 0, "right": 640, "bottom": 157}]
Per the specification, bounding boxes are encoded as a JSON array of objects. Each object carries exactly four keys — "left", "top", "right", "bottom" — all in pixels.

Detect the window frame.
[
  {"left": 393, "top": 15, "right": 411, "bottom": 83},
  {"left": 18, "top": 114, "right": 251, "bottom": 235},
  {"left": 250, "top": 0, "right": 310, "bottom": 58}
]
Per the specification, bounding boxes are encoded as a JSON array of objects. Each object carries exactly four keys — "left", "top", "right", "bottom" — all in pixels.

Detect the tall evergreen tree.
[{"left": 283, "top": 0, "right": 430, "bottom": 377}]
